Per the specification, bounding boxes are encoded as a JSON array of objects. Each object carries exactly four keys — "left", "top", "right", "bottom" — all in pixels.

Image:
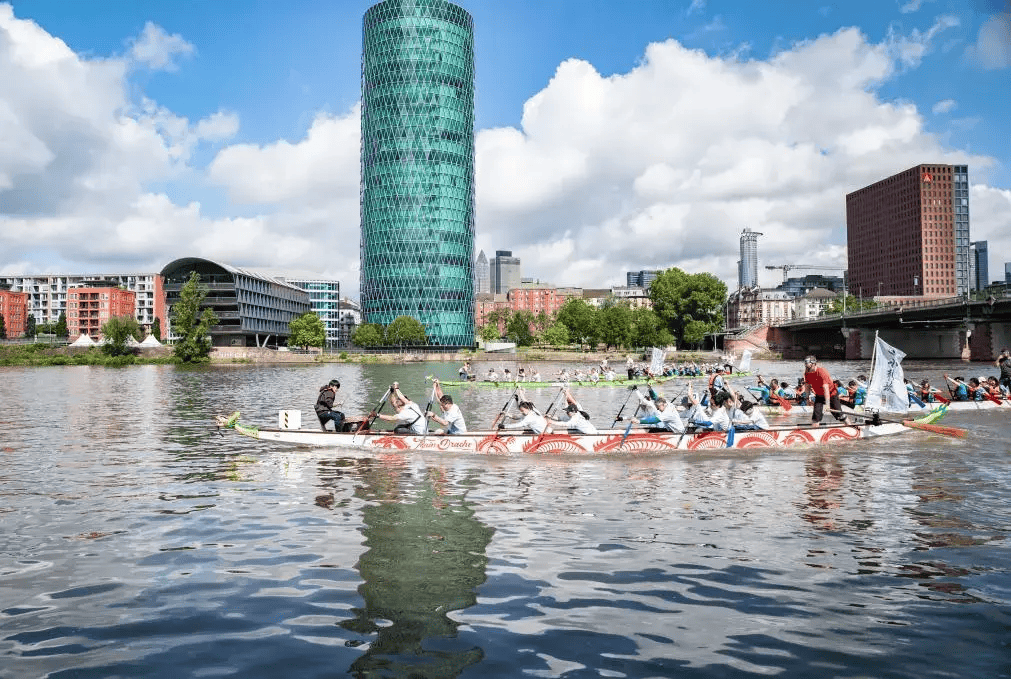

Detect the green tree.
[
  {"left": 682, "top": 319, "right": 716, "bottom": 349},
  {"left": 26, "top": 314, "right": 36, "bottom": 338},
  {"left": 170, "top": 271, "right": 219, "bottom": 363},
  {"left": 352, "top": 323, "right": 384, "bottom": 347},
  {"left": 598, "top": 304, "right": 632, "bottom": 349},
  {"left": 478, "top": 323, "right": 500, "bottom": 342},
  {"left": 0, "top": 312, "right": 6, "bottom": 339},
  {"left": 649, "top": 269, "right": 727, "bottom": 346},
  {"left": 533, "top": 311, "right": 550, "bottom": 336},
  {"left": 152, "top": 316, "right": 162, "bottom": 340},
  {"left": 541, "top": 320, "right": 570, "bottom": 346},
  {"left": 823, "top": 295, "right": 879, "bottom": 315},
  {"left": 484, "top": 308, "right": 510, "bottom": 337},
  {"left": 55, "top": 311, "right": 68, "bottom": 338},
  {"left": 629, "top": 307, "right": 673, "bottom": 349},
  {"left": 506, "top": 310, "right": 536, "bottom": 347},
  {"left": 101, "top": 315, "right": 142, "bottom": 356},
  {"left": 288, "top": 312, "right": 325, "bottom": 350},
  {"left": 556, "top": 298, "right": 600, "bottom": 348},
  {"left": 385, "top": 315, "right": 427, "bottom": 345}
]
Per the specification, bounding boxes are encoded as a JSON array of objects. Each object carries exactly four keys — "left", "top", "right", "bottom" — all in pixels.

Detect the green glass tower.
[{"left": 360, "top": 0, "right": 476, "bottom": 347}]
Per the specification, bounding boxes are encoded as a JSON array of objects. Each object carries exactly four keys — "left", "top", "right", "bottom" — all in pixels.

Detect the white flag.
[
  {"left": 649, "top": 347, "right": 665, "bottom": 375},
  {"left": 737, "top": 349, "right": 752, "bottom": 373},
  {"left": 866, "top": 336, "right": 908, "bottom": 413}
]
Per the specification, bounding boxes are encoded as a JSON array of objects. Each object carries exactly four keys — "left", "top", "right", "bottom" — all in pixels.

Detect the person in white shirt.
[
  {"left": 547, "top": 387, "right": 597, "bottom": 434},
  {"left": 684, "top": 384, "right": 730, "bottom": 431},
  {"left": 425, "top": 379, "right": 467, "bottom": 434},
  {"left": 735, "top": 401, "right": 769, "bottom": 430},
  {"left": 375, "top": 382, "right": 426, "bottom": 434},
  {"left": 530, "top": 370, "right": 541, "bottom": 382},
  {"left": 498, "top": 400, "right": 549, "bottom": 435},
  {"left": 632, "top": 391, "right": 685, "bottom": 433},
  {"left": 486, "top": 368, "right": 498, "bottom": 382}
]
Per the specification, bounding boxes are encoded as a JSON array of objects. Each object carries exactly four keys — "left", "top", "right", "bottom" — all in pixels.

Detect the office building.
[
  {"left": 1006, "top": 262, "right": 1011, "bottom": 285},
  {"left": 160, "top": 257, "right": 310, "bottom": 347},
  {"left": 846, "top": 164, "right": 970, "bottom": 298},
  {"left": 275, "top": 274, "right": 341, "bottom": 348},
  {"left": 67, "top": 283, "right": 136, "bottom": 340},
  {"left": 359, "top": 0, "right": 476, "bottom": 347},
  {"left": 489, "top": 250, "right": 521, "bottom": 294},
  {"left": 474, "top": 250, "right": 490, "bottom": 294},
  {"left": 0, "top": 273, "right": 165, "bottom": 334},
  {"left": 970, "top": 241, "right": 988, "bottom": 292},
  {"left": 777, "top": 274, "right": 845, "bottom": 297},
  {"left": 626, "top": 270, "right": 661, "bottom": 290},
  {"left": 738, "top": 228, "right": 762, "bottom": 289}
]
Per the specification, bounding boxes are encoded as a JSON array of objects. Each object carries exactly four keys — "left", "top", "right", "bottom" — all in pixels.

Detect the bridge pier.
[{"left": 967, "top": 322, "right": 1011, "bottom": 362}]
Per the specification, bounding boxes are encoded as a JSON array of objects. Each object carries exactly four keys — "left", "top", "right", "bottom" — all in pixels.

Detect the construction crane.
[{"left": 765, "top": 264, "right": 847, "bottom": 283}]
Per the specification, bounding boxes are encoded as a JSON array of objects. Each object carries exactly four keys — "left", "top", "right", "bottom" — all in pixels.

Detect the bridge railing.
[{"left": 778, "top": 295, "right": 969, "bottom": 327}]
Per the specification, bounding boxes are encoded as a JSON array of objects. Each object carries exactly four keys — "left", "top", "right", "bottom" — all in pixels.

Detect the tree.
[
  {"left": 171, "top": 271, "right": 219, "bottom": 363},
  {"left": 288, "top": 312, "right": 325, "bottom": 350},
  {"left": 682, "top": 319, "right": 716, "bottom": 349},
  {"left": 55, "top": 311, "right": 68, "bottom": 338},
  {"left": 484, "top": 308, "right": 510, "bottom": 337},
  {"left": 649, "top": 268, "right": 727, "bottom": 346},
  {"left": 0, "top": 312, "right": 5, "bottom": 339},
  {"left": 26, "top": 314, "right": 36, "bottom": 338},
  {"left": 152, "top": 317, "right": 162, "bottom": 340},
  {"left": 556, "top": 298, "right": 600, "bottom": 348},
  {"left": 506, "top": 310, "right": 536, "bottom": 347},
  {"left": 101, "top": 316, "right": 142, "bottom": 356},
  {"left": 823, "top": 295, "right": 879, "bottom": 315},
  {"left": 598, "top": 304, "right": 632, "bottom": 349},
  {"left": 541, "top": 321, "right": 570, "bottom": 346},
  {"left": 385, "top": 315, "right": 427, "bottom": 345},
  {"left": 629, "top": 307, "right": 673, "bottom": 349},
  {"left": 352, "top": 323, "right": 384, "bottom": 347},
  {"left": 478, "top": 323, "right": 500, "bottom": 342}
]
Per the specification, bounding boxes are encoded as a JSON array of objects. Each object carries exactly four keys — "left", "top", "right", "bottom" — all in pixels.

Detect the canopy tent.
[
  {"left": 140, "top": 335, "right": 163, "bottom": 346},
  {"left": 69, "top": 334, "right": 96, "bottom": 347}
]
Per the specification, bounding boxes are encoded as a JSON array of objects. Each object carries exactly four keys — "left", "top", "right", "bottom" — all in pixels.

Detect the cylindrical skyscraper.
[{"left": 360, "top": 0, "right": 476, "bottom": 346}]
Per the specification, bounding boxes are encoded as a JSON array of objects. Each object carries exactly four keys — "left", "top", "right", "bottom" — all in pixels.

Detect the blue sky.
[{"left": 2, "top": 0, "right": 1009, "bottom": 293}]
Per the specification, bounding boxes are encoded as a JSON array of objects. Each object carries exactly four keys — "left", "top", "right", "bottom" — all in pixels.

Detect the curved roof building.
[
  {"left": 160, "top": 257, "right": 310, "bottom": 347},
  {"left": 360, "top": 0, "right": 476, "bottom": 347}
]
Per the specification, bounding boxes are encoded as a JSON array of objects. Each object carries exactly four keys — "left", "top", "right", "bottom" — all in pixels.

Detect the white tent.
[
  {"left": 140, "top": 335, "right": 163, "bottom": 347},
  {"left": 70, "top": 334, "right": 96, "bottom": 347}
]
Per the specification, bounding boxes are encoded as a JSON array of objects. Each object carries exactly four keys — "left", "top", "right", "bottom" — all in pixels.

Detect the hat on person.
[{"left": 328, "top": 379, "right": 341, "bottom": 388}]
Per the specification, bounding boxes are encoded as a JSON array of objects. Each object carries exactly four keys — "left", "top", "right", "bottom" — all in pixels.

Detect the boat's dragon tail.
[{"left": 214, "top": 412, "right": 260, "bottom": 439}]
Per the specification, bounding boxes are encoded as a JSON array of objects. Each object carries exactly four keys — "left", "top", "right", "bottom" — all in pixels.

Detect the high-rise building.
[
  {"left": 280, "top": 276, "right": 341, "bottom": 348},
  {"left": 846, "top": 164, "right": 970, "bottom": 298},
  {"left": 626, "top": 270, "right": 661, "bottom": 290},
  {"left": 0, "top": 288, "right": 28, "bottom": 338},
  {"left": 489, "top": 250, "right": 521, "bottom": 295},
  {"left": 359, "top": 0, "right": 476, "bottom": 347},
  {"left": 739, "top": 228, "right": 762, "bottom": 289},
  {"left": 474, "top": 250, "right": 490, "bottom": 294},
  {"left": 970, "top": 241, "right": 988, "bottom": 292},
  {"left": 1006, "top": 262, "right": 1011, "bottom": 285}
]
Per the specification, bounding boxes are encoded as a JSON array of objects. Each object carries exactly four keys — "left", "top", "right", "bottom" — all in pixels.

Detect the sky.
[{"left": 1, "top": 0, "right": 1009, "bottom": 298}]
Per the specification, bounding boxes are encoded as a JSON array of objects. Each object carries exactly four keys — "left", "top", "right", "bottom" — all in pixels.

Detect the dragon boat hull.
[
  {"left": 437, "top": 372, "right": 751, "bottom": 389},
  {"left": 758, "top": 398, "right": 1008, "bottom": 416},
  {"left": 218, "top": 416, "right": 911, "bottom": 455}
]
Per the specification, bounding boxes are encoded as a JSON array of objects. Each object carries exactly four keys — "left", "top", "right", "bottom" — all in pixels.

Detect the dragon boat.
[
  {"left": 436, "top": 372, "right": 751, "bottom": 389},
  {"left": 756, "top": 397, "right": 1008, "bottom": 416},
  {"left": 214, "top": 409, "right": 951, "bottom": 456}
]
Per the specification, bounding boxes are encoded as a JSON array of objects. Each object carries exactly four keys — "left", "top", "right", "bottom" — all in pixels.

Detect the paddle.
[
  {"left": 490, "top": 390, "right": 520, "bottom": 437},
  {"left": 725, "top": 424, "right": 735, "bottom": 448},
  {"left": 417, "top": 382, "right": 439, "bottom": 443},
  {"left": 838, "top": 408, "right": 967, "bottom": 439},
  {"left": 542, "top": 385, "right": 567, "bottom": 421},
  {"left": 358, "top": 386, "right": 394, "bottom": 433},
  {"left": 612, "top": 386, "right": 639, "bottom": 427}
]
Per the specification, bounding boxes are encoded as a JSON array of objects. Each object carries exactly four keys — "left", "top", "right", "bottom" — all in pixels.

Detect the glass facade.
[
  {"left": 360, "top": 0, "right": 476, "bottom": 347},
  {"left": 953, "top": 165, "right": 971, "bottom": 296}
]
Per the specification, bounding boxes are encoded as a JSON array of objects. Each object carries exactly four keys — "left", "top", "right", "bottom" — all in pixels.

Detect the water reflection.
[{"left": 339, "top": 457, "right": 494, "bottom": 677}]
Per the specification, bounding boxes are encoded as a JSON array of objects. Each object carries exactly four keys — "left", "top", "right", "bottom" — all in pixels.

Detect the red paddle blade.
[
  {"left": 933, "top": 393, "right": 950, "bottom": 404},
  {"left": 902, "top": 420, "right": 968, "bottom": 438},
  {"left": 774, "top": 394, "right": 792, "bottom": 411}
]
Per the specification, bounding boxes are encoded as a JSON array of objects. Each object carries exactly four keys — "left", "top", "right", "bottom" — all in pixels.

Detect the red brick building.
[
  {"left": 846, "top": 163, "right": 971, "bottom": 299},
  {"left": 0, "top": 289, "right": 29, "bottom": 338},
  {"left": 475, "top": 287, "right": 579, "bottom": 335},
  {"left": 68, "top": 285, "right": 137, "bottom": 340}
]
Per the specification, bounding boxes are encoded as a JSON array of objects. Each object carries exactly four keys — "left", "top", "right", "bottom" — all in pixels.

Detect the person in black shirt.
[{"left": 315, "top": 379, "right": 345, "bottom": 432}]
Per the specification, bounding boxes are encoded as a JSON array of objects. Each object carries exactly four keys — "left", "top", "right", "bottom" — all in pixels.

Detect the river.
[{"left": 1, "top": 358, "right": 1008, "bottom": 678}]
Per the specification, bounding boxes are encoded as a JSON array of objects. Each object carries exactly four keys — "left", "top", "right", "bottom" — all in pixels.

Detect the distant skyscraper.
[
  {"left": 739, "top": 227, "right": 761, "bottom": 289},
  {"left": 359, "top": 0, "right": 476, "bottom": 346},
  {"left": 489, "top": 250, "right": 521, "bottom": 294},
  {"left": 475, "top": 250, "right": 490, "bottom": 294},
  {"left": 847, "top": 164, "right": 970, "bottom": 298},
  {"left": 970, "top": 241, "right": 988, "bottom": 291},
  {"left": 626, "top": 270, "right": 661, "bottom": 289},
  {"left": 1006, "top": 262, "right": 1011, "bottom": 285}
]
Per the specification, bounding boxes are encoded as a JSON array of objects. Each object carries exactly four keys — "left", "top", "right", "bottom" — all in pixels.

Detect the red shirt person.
[{"left": 803, "top": 356, "right": 850, "bottom": 426}]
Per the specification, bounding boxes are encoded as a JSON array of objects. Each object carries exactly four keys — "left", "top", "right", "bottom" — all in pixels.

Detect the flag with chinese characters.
[{"left": 738, "top": 349, "right": 753, "bottom": 372}]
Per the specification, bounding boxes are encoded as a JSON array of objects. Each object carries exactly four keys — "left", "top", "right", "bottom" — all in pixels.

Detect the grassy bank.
[{"left": 0, "top": 343, "right": 179, "bottom": 367}]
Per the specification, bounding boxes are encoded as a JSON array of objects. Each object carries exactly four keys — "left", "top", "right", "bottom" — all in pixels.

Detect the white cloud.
[
  {"left": 932, "top": 98, "right": 956, "bottom": 114},
  {"left": 964, "top": 13, "right": 1011, "bottom": 70},
  {"left": 899, "top": 0, "right": 928, "bottom": 14},
  {"left": 128, "top": 21, "right": 194, "bottom": 72},
  {"left": 0, "top": 3, "right": 1006, "bottom": 303},
  {"left": 885, "top": 14, "right": 959, "bottom": 69},
  {"left": 686, "top": 0, "right": 706, "bottom": 17},
  {"left": 969, "top": 185, "right": 1011, "bottom": 281}
]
